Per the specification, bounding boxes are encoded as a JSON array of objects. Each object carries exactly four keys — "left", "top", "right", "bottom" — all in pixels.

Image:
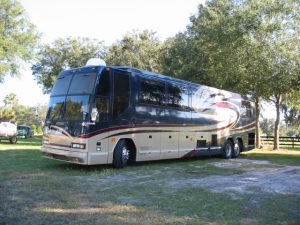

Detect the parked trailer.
[{"left": 0, "top": 122, "right": 18, "bottom": 144}]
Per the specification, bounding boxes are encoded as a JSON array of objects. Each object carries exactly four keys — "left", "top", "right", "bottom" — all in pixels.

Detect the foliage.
[
  {"left": 260, "top": 118, "right": 275, "bottom": 136},
  {"left": 3, "top": 93, "right": 18, "bottom": 108},
  {"left": 32, "top": 37, "right": 105, "bottom": 94},
  {"left": 163, "top": 0, "right": 299, "bottom": 148},
  {"left": 282, "top": 90, "right": 300, "bottom": 132},
  {"left": 0, "top": 107, "right": 15, "bottom": 122},
  {"left": 0, "top": 0, "right": 39, "bottom": 82},
  {"left": 0, "top": 93, "right": 46, "bottom": 130},
  {"left": 105, "top": 30, "right": 163, "bottom": 73}
]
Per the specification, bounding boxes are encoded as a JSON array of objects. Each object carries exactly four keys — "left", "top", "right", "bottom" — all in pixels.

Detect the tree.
[
  {"left": 0, "top": 107, "right": 15, "bottom": 122},
  {"left": 3, "top": 93, "right": 18, "bottom": 108},
  {"left": 165, "top": 0, "right": 299, "bottom": 149},
  {"left": 32, "top": 37, "right": 105, "bottom": 94},
  {"left": 0, "top": 0, "right": 39, "bottom": 82},
  {"left": 282, "top": 90, "right": 300, "bottom": 135},
  {"left": 260, "top": 118, "right": 275, "bottom": 136},
  {"left": 105, "top": 30, "right": 163, "bottom": 73}
]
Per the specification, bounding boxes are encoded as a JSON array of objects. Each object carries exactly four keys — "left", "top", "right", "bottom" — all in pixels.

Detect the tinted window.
[
  {"left": 95, "top": 69, "right": 111, "bottom": 122},
  {"left": 139, "top": 78, "right": 165, "bottom": 105},
  {"left": 46, "top": 96, "right": 65, "bottom": 120},
  {"left": 51, "top": 75, "right": 72, "bottom": 96},
  {"left": 97, "top": 69, "right": 110, "bottom": 96},
  {"left": 68, "top": 73, "right": 97, "bottom": 95},
  {"left": 167, "top": 84, "right": 189, "bottom": 109},
  {"left": 64, "top": 95, "right": 89, "bottom": 121},
  {"left": 112, "top": 71, "right": 130, "bottom": 119}
]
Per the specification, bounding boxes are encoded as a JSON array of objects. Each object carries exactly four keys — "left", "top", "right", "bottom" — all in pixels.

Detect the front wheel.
[
  {"left": 113, "top": 140, "right": 130, "bottom": 169},
  {"left": 223, "top": 140, "right": 233, "bottom": 159}
]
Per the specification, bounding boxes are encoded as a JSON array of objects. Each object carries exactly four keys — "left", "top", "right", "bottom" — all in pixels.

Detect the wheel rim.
[
  {"left": 234, "top": 143, "right": 240, "bottom": 156},
  {"left": 122, "top": 146, "right": 129, "bottom": 163}
]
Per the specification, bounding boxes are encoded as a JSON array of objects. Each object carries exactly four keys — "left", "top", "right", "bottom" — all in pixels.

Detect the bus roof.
[{"left": 61, "top": 65, "right": 241, "bottom": 96}]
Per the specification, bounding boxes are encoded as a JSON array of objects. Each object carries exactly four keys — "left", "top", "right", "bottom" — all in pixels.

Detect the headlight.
[{"left": 71, "top": 143, "right": 86, "bottom": 149}]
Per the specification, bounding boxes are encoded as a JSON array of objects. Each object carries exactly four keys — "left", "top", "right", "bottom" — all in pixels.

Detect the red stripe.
[{"left": 78, "top": 122, "right": 238, "bottom": 139}]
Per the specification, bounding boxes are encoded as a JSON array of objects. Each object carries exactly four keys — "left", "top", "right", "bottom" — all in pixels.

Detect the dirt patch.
[{"left": 167, "top": 159, "right": 300, "bottom": 197}]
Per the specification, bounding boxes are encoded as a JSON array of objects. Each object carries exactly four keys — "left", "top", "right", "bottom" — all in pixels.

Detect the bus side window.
[
  {"left": 95, "top": 70, "right": 110, "bottom": 122},
  {"left": 112, "top": 71, "right": 130, "bottom": 119}
]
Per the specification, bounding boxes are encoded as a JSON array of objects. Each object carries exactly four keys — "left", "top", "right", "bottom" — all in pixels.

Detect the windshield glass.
[
  {"left": 51, "top": 72, "right": 97, "bottom": 96},
  {"left": 65, "top": 95, "right": 89, "bottom": 121},
  {"left": 68, "top": 73, "right": 97, "bottom": 95},
  {"left": 46, "top": 96, "right": 65, "bottom": 121},
  {"left": 51, "top": 75, "right": 72, "bottom": 96}
]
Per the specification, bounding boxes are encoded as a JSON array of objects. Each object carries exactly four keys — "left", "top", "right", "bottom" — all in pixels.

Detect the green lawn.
[{"left": 0, "top": 137, "right": 299, "bottom": 225}]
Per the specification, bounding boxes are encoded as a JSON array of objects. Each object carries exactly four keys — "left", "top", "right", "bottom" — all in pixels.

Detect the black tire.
[
  {"left": 9, "top": 136, "right": 17, "bottom": 144},
  {"left": 223, "top": 140, "right": 233, "bottom": 159},
  {"left": 232, "top": 140, "right": 242, "bottom": 158},
  {"left": 113, "top": 140, "right": 130, "bottom": 169},
  {"left": 24, "top": 134, "right": 27, "bottom": 139}
]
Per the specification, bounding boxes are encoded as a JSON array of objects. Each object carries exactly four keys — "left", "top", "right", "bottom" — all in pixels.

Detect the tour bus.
[{"left": 41, "top": 59, "right": 255, "bottom": 168}]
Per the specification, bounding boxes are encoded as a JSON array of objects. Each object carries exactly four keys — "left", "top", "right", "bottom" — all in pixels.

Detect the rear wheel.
[
  {"left": 113, "top": 140, "right": 130, "bottom": 169},
  {"left": 232, "top": 140, "right": 242, "bottom": 158},
  {"left": 223, "top": 140, "right": 233, "bottom": 159},
  {"left": 9, "top": 136, "right": 17, "bottom": 144}
]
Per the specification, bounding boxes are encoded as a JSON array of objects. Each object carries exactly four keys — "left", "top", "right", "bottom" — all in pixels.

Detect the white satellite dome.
[{"left": 86, "top": 58, "right": 106, "bottom": 66}]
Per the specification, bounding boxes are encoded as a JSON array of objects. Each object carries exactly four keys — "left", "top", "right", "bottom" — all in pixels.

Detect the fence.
[{"left": 261, "top": 136, "right": 300, "bottom": 148}]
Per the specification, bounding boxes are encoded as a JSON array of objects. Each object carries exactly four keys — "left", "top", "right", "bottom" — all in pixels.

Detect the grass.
[
  {"left": 241, "top": 148, "right": 300, "bottom": 166},
  {"left": 0, "top": 137, "right": 300, "bottom": 225}
]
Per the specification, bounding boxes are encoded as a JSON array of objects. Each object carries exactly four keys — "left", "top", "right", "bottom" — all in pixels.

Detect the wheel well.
[
  {"left": 117, "top": 138, "right": 137, "bottom": 162},
  {"left": 236, "top": 137, "right": 244, "bottom": 151},
  {"left": 226, "top": 138, "right": 234, "bottom": 145}
]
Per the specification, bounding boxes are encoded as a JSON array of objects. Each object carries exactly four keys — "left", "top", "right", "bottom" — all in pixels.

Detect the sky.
[{"left": 0, "top": 0, "right": 204, "bottom": 107}]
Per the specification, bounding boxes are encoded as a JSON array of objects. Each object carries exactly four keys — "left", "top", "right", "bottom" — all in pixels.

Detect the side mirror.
[{"left": 91, "top": 108, "right": 98, "bottom": 122}]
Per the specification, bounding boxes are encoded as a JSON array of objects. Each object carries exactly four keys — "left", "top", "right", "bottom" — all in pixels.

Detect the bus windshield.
[
  {"left": 46, "top": 95, "right": 90, "bottom": 121},
  {"left": 51, "top": 72, "right": 97, "bottom": 96}
]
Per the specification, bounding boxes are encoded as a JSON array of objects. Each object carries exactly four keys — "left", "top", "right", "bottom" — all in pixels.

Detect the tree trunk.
[
  {"left": 273, "top": 94, "right": 282, "bottom": 150},
  {"left": 255, "top": 96, "right": 261, "bottom": 149}
]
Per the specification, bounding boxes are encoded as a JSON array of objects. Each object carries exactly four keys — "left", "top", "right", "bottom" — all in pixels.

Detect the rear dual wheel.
[
  {"left": 232, "top": 140, "right": 242, "bottom": 158},
  {"left": 223, "top": 140, "right": 241, "bottom": 159},
  {"left": 223, "top": 140, "right": 233, "bottom": 159}
]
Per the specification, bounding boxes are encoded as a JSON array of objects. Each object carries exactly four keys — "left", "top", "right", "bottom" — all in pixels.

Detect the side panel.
[
  {"left": 160, "top": 131, "right": 179, "bottom": 159},
  {"left": 178, "top": 130, "right": 196, "bottom": 157},
  {"left": 87, "top": 136, "right": 109, "bottom": 164},
  {"left": 135, "top": 132, "right": 161, "bottom": 161}
]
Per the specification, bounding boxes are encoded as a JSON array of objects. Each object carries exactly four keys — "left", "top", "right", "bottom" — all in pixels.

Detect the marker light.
[{"left": 71, "top": 143, "right": 86, "bottom": 149}]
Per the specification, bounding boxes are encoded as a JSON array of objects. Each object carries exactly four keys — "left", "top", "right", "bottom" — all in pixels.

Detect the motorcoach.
[{"left": 41, "top": 59, "right": 255, "bottom": 168}]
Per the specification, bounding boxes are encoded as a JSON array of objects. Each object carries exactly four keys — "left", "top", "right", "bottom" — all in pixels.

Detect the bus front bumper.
[{"left": 41, "top": 146, "right": 88, "bottom": 165}]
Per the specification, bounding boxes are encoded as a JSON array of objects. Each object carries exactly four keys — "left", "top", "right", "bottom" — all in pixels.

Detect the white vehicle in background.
[{"left": 0, "top": 122, "right": 18, "bottom": 144}]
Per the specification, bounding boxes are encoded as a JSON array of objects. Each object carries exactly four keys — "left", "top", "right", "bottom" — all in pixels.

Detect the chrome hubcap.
[
  {"left": 234, "top": 143, "right": 240, "bottom": 155},
  {"left": 122, "top": 146, "right": 129, "bottom": 162}
]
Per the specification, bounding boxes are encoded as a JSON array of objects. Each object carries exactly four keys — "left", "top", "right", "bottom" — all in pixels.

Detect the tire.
[
  {"left": 9, "top": 136, "right": 17, "bottom": 144},
  {"left": 223, "top": 140, "right": 233, "bottom": 159},
  {"left": 113, "top": 140, "right": 130, "bottom": 169},
  {"left": 232, "top": 140, "right": 242, "bottom": 158}
]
